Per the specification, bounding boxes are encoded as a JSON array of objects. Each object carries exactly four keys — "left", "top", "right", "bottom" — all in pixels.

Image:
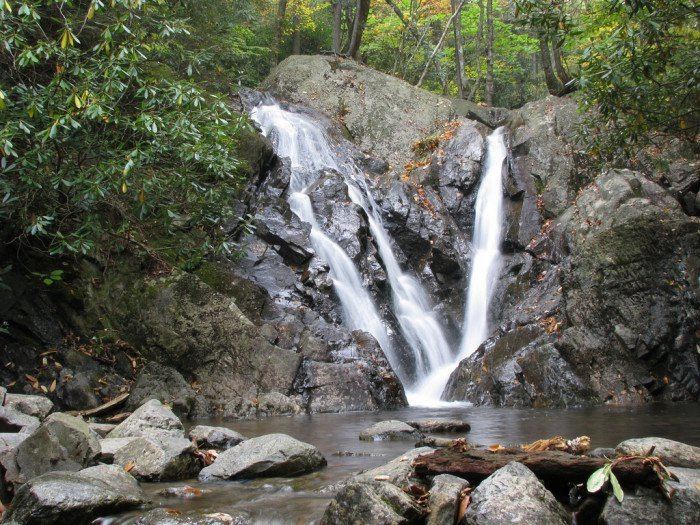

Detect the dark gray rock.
[
  {"left": 464, "top": 462, "right": 569, "bottom": 525},
  {"left": 3, "top": 394, "right": 53, "bottom": 420},
  {"left": 600, "top": 466, "right": 700, "bottom": 525},
  {"left": 321, "top": 481, "right": 423, "bottom": 525},
  {"left": 427, "top": 474, "right": 468, "bottom": 525},
  {"left": 13, "top": 413, "right": 100, "bottom": 484},
  {"left": 2, "top": 466, "right": 145, "bottom": 525},
  {"left": 589, "top": 447, "right": 616, "bottom": 459},
  {"left": 198, "top": 433, "right": 325, "bottom": 481},
  {"left": 406, "top": 419, "right": 470, "bottom": 434},
  {"left": 128, "top": 362, "right": 209, "bottom": 418},
  {"left": 615, "top": 437, "right": 700, "bottom": 468},
  {"left": 188, "top": 425, "right": 246, "bottom": 450},
  {"left": 112, "top": 436, "right": 199, "bottom": 481},
  {"left": 359, "top": 420, "right": 424, "bottom": 442},
  {"left": 222, "top": 392, "right": 302, "bottom": 420},
  {"left": 108, "top": 399, "right": 185, "bottom": 440}
]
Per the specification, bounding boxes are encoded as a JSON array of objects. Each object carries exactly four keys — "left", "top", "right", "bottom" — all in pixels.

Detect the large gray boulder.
[
  {"left": 263, "top": 55, "right": 453, "bottom": 173},
  {"left": 135, "top": 508, "right": 251, "bottom": 525},
  {"left": 407, "top": 419, "right": 470, "bottom": 434},
  {"left": 427, "top": 474, "right": 468, "bottom": 525},
  {"left": 91, "top": 272, "right": 302, "bottom": 414},
  {"left": 3, "top": 394, "right": 53, "bottom": 420},
  {"left": 189, "top": 425, "right": 246, "bottom": 451},
  {"left": 600, "top": 466, "right": 700, "bottom": 525},
  {"left": 198, "top": 433, "right": 325, "bottom": 481},
  {"left": 2, "top": 465, "right": 146, "bottom": 525},
  {"left": 321, "top": 481, "right": 423, "bottom": 525},
  {"left": 615, "top": 437, "right": 700, "bottom": 468},
  {"left": 13, "top": 412, "right": 100, "bottom": 483},
  {"left": 359, "top": 420, "right": 423, "bottom": 442},
  {"left": 98, "top": 437, "right": 141, "bottom": 463},
  {"left": 108, "top": 399, "right": 185, "bottom": 440},
  {"left": 112, "top": 436, "right": 199, "bottom": 481},
  {"left": 464, "top": 462, "right": 569, "bottom": 525}
]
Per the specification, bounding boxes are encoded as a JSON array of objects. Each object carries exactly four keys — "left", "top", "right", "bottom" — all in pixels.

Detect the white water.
[
  {"left": 250, "top": 102, "right": 452, "bottom": 390},
  {"left": 408, "top": 128, "right": 508, "bottom": 405},
  {"left": 251, "top": 104, "right": 394, "bottom": 364}
]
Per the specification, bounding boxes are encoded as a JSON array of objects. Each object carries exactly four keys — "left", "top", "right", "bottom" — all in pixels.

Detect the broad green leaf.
[
  {"left": 609, "top": 471, "right": 624, "bottom": 503},
  {"left": 586, "top": 467, "right": 608, "bottom": 493}
]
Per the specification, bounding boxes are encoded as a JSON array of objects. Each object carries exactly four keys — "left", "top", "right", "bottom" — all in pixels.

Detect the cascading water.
[
  {"left": 408, "top": 128, "right": 508, "bottom": 405},
  {"left": 250, "top": 100, "right": 452, "bottom": 390},
  {"left": 250, "top": 104, "right": 395, "bottom": 367}
]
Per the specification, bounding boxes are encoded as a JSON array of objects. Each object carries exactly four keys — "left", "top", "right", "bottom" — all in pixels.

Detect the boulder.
[
  {"left": 264, "top": 55, "right": 453, "bottom": 173},
  {"left": 0, "top": 406, "right": 40, "bottom": 434},
  {"left": 2, "top": 465, "right": 146, "bottom": 525},
  {"left": 359, "top": 420, "right": 423, "bottom": 442},
  {"left": 108, "top": 399, "right": 185, "bottom": 440},
  {"left": 406, "top": 419, "right": 470, "bottom": 434},
  {"left": 189, "top": 425, "right": 246, "bottom": 450},
  {"left": 3, "top": 393, "right": 53, "bottom": 420},
  {"left": 13, "top": 412, "right": 100, "bottom": 483},
  {"left": 198, "top": 433, "right": 325, "bottom": 481},
  {"left": 222, "top": 392, "right": 302, "bottom": 420},
  {"left": 600, "top": 466, "right": 700, "bottom": 525},
  {"left": 464, "top": 462, "right": 569, "bottom": 525},
  {"left": 112, "top": 436, "right": 199, "bottom": 481},
  {"left": 352, "top": 447, "right": 434, "bottom": 489},
  {"left": 321, "top": 481, "right": 423, "bottom": 525},
  {"left": 615, "top": 437, "right": 700, "bottom": 468},
  {"left": 127, "top": 361, "right": 209, "bottom": 418},
  {"left": 427, "top": 474, "right": 469, "bottom": 525}
]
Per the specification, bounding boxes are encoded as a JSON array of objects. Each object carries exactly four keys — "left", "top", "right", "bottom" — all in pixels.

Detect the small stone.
[
  {"left": 3, "top": 394, "right": 54, "bottom": 420},
  {"left": 112, "top": 436, "right": 200, "bottom": 481},
  {"left": 0, "top": 406, "right": 40, "bottom": 434},
  {"left": 108, "top": 398, "right": 185, "bottom": 441},
  {"left": 427, "top": 474, "right": 469, "bottom": 525},
  {"left": 359, "top": 420, "right": 423, "bottom": 442},
  {"left": 189, "top": 425, "right": 246, "bottom": 450},
  {"left": 87, "top": 422, "right": 116, "bottom": 438}
]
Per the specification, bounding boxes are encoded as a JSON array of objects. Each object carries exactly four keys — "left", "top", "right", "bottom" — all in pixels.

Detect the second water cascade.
[{"left": 251, "top": 99, "right": 506, "bottom": 405}]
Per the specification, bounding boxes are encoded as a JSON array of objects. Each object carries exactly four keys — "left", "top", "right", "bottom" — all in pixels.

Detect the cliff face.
[{"left": 2, "top": 55, "right": 698, "bottom": 412}]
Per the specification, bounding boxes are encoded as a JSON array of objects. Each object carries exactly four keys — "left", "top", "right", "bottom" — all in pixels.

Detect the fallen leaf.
[
  {"left": 49, "top": 379, "right": 57, "bottom": 392},
  {"left": 374, "top": 475, "right": 390, "bottom": 481},
  {"left": 488, "top": 444, "right": 506, "bottom": 453},
  {"left": 123, "top": 461, "right": 136, "bottom": 472}
]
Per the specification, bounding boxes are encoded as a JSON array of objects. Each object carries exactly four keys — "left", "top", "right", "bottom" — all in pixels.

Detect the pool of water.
[{"left": 111, "top": 403, "right": 700, "bottom": 524}]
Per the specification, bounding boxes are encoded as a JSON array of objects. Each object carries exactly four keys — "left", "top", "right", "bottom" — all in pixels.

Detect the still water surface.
[{"left": 112, "top": 403, "right": 700, "bottom": 524}]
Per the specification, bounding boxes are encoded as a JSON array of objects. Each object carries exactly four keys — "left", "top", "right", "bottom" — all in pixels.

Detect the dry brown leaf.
[
  {"left": 374, "top": 475, "right": 390, "bottom": 481},
  {"left": 49, "top": 379, "right": 57, "bottom": 393},
  {"left": 123, "top": 461, "right": 136, "bottom": 472},
  {"left": 488, "top": 444, "right": 506, "bottom": 453}
]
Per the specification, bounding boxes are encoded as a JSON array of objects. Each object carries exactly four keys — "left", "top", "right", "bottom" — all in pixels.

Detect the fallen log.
[
  {"left": 69, "top": 392, "right": 129, "bottom": 418},
  {"left": 412, "top": 448, "right": 660, "bottom": 490}
]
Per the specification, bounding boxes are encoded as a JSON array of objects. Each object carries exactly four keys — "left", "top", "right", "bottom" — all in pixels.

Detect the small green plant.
[
  {"left": 32, "top": 270, "right": 64, "bottom": 286},
  {"left": 587, "top": 461, "right": 624, "bottom": 503}
]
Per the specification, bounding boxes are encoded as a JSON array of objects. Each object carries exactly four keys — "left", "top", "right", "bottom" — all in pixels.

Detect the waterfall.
[
  {"left": 250, "top": 101, "right": 452, "bottom": 390},
  {"left": 251, "top": 104, "right": 395, "bottom": 369},
  {"left": 407, "top": 128, "right": 507, "bottom": 406}
]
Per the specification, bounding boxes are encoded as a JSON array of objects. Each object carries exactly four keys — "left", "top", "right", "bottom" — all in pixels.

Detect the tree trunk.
[
  {"left": 416, "top": 0, "right": 466, "bottom": 88},
  {"left": 451, "top": 0, "right": 466, "bottom": 98},
  {"left": 347, "top": 0, "right": 370, "bottom": 59},
  {"left": 332, "top": 1, "right": 342, "bottom": 54},
  {"left": 539, "top": 37, "right": 565, "bottom": 95},
  {"left": 292, "top": 27, "right": 301, "bottom": 55},
  {"left": 552, "top": 40, "right": 574, "bottom": 89},
  {"left": 467, "top": 0, "right": 485, "bottom": 101},
  {"left": 271, "top": 0, "right": 288, "bottom": 67},
  {"left": 485, "top": 0, "right": 494, "bottom": 105}
]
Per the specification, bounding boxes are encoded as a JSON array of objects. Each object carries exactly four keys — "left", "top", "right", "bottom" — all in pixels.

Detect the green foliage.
[
  {"left": 577, "top": 0, "right": 699, "bottom": 159},
  {"left": 0, "top": 0, "right": 250, "bottom": 259},
  {"left": 587, "top": 462, "right": 624, "bottom": 503}
]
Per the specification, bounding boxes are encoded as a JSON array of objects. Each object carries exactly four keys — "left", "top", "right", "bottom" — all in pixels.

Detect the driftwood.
[
  {"left": 70, "top": 392, "right": 129, "bottom": 418},
  {"left": 412, "top": 448, "right": 660, "bottom": 490}
]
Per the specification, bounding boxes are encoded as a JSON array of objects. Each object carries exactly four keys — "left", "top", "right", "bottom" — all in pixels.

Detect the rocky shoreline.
[{"left": 2, "top": 391, "right": 699, "bottom": 524}]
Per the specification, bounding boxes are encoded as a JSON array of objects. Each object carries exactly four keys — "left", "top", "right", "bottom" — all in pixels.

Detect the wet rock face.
[{"left": 263, "top": 55, "right": 453, "bottom": 172}]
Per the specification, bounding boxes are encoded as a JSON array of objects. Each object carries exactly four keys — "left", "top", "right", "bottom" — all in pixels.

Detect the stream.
[{"left": 110, "top": 403, "right": 700, "bottom": 524}]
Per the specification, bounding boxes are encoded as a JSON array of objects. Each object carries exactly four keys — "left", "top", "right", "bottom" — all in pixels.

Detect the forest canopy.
[{"left": 0, "top": 0, "right": 698, "bottom": 263}]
